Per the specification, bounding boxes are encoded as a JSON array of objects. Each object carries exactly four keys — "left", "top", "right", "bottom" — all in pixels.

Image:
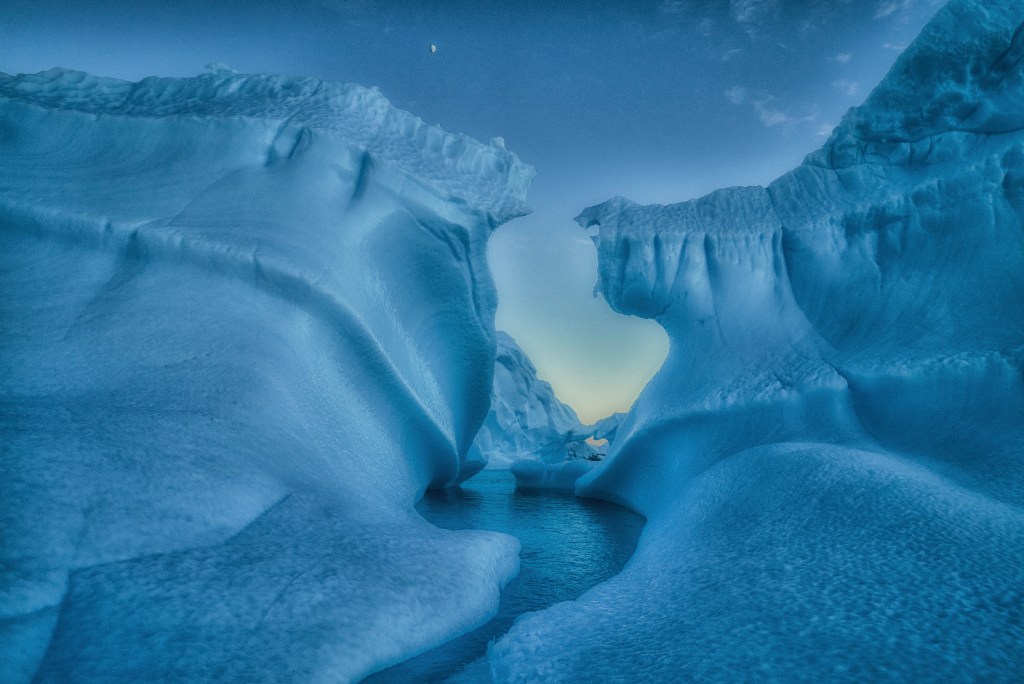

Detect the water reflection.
[{"left": 364, "top": 469, "right": 644, "bottom": 683}]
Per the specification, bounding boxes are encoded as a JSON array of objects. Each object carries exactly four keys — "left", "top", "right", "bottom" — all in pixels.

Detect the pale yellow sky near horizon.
[{"left": 490, "top": 212, "right": 670, "bottom": 425}]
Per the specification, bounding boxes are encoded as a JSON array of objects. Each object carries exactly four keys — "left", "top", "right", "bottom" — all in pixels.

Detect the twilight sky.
[{"left": 1, "top": 0, "right": 942, "bottom": 422}]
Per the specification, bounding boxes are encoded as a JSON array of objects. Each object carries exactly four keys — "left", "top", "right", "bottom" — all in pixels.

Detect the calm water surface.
[{"left": 364, "top": 469, "right": 644, "bottom": 683}]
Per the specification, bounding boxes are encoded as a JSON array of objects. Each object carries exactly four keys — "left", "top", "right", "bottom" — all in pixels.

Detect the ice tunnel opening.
[
  {"left": 486, "top": 212, "right": 670, "bottom": 427},
  {"left": 363, "top": 209, "right": 666, "bottom": 681}
]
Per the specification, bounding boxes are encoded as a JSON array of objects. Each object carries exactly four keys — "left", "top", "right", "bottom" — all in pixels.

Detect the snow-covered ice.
[
  {"left": 509, "top": 458, "right": 597, "bottom": 491},
  {"left": 6, "top": 0, "right": 1024, "bottom": 680},
  {"left": 490, "top": 0, "right": 1024, "bottom": 680},
  {"left": 0, "top": 68, "right": 533, "bottom": 682}
]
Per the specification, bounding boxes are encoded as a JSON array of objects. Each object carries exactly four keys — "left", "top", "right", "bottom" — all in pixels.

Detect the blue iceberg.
[
  {"left": 491, "top": 1, "right": 1024, "bottom": 680},
  {"left": 0, "top": 68, "right": 533, "bottom": 682}
]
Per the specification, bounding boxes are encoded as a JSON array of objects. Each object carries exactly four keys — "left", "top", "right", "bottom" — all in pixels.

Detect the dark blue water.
[{"left": 363, "top": 469, "right": 644, "bottom": 683}]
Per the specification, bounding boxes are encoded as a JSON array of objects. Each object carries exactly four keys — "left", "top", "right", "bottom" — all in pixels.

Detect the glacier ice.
[
  {"left": 470, "top": 331, "right": 610, "bottom": 490},
  {"left": 490, "top": 0, "right": 1024, "bottom": 680},
  {"left": 509, "top": 458, "right": 598, "bottom": 491},
  {"left": 586, "top": 411, "right": 623, "bottom": 444},
  {"left": 0, "top": 68, "right": 534, "bottom": 682},
  {"left": 471, "top": 331, "right": 588, "bottom": 468},
  {"left": 471, "top": 331, "right": 604, "bottom": 466}
]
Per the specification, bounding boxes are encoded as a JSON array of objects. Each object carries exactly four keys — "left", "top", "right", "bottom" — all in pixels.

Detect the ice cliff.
[
  {"left": 0, "top": 68, "right": 534, "bottom": 682},
  {"left": 491, "top": 0, "right": 1024, "bottom": 680}
]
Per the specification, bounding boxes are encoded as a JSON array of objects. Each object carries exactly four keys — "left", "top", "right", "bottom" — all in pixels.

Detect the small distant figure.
[{"left": 430, "top": 44, "right": 437, "bottom": 54}]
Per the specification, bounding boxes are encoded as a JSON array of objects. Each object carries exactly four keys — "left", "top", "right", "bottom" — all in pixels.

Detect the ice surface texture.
[
  {"left": 492, "top": 0, "right": 1024, "bottom": 680},
  {"left": 0, "top": 68, "right": 533, "bottom": 682}
]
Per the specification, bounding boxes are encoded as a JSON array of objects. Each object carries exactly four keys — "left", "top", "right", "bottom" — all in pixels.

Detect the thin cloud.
[
  {"left": 832, "top": 79, "right": 860, "bottom": 96},
  {"left": 752, "top": 97, "right": 818, "bottom": 129},
  {"left": 730, "top": 0, "right": 777, "bottom": 25},
  {"left": 754, "top": 100, "right": 791, "bottom": 127},
  {"left": 831, "top": 52, "right": 852, "bottom": 64},
  {"left": 725, "top": 87, "right": 818, "bottom": 130},
  {"left": 696, "top": 17, "right": 717, "bottom": 37},
  {"left": 874, "top": 0, "right": 910, "bottom": 19},
  {"left": 874, "top": 1, "right": 899, "bottom": 18},
  {"left": 724, "top": 86, "right": 748, "bottom": 105},
  {"left": 658, "top": 0, "right": 687, "bottom": 15}
]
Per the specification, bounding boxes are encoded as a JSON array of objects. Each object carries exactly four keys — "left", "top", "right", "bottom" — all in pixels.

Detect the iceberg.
[
  {"left": 471, "top": 331, "right": 604, "bottom": 471},
  {"left": 490, "top": 0, "right": 1024, "bottom": 680},
  {"left": 470, "top": 331, "right": 616, "bottom": 490},
  {"left": 0, "top": 68, "right": 534, "bottom": 682},
  {"left": 472, "top": 331, "right": 587, "bottom": 467},
  {"left": 509, "top": 458, "right": 597, "bottom": 491}
]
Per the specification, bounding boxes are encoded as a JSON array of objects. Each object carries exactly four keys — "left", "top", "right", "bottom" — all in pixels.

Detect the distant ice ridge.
[
  {"left": 0, "top": 68, "right": 533, "bottom": 682},
  {"left": 490, "top": 0, "right": 1024, "bottom": 680},
  {"left": 472, "top": 331, "right": 604, "bottom": 471},
  {"left": 469, "top": 331, "right": 613, "bottom": 490},
  {"left": 473, "top": 331, "right": 586, "bottom": 467}
]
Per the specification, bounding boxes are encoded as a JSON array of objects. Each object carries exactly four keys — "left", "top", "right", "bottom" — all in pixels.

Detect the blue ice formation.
[
  {"left": 491, "top": 1, "right": 1024, "bottom": 680},
  {"left": 508, "top": 458, "right": 598, "bottom": 491},
  {"left": 0, "top": 68, "right": 533, "bottom": 682},
  {"left": 471, "top": 332, "right": 609, "bottom": 490},
  {"left": 471, "top": 331, "right": 593, "bottom": 468}
]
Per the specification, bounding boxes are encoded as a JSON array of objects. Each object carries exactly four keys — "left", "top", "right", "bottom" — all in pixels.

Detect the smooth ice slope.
[
  {"left": 0, "top": 67, "right": 533, "bottom": 682},
  {"left": 472, "top": 331, "right": 601, "bottom": 469},
  {"left": 490, "top": 0, "right": 1024, "bottom": 680}
]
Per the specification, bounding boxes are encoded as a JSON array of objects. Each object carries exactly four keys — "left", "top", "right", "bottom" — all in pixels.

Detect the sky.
[{"left": 0, "top": 0, "right": 942, "bottom": 422}]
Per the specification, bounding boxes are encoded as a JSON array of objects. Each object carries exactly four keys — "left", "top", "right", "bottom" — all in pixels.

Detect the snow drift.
[
  {"left": 0, "top": 67, "right": 533, "bottom": 682},
  {"left": 491, "top": 0, "right": 1024, "bottom": 680}
]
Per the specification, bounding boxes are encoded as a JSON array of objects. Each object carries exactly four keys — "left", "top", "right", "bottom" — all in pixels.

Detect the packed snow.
[
  {"left": 0, "top": 68, "right": 534, "bottom": 682},
  {"left": 490, "top": 0, "right": 1024, "bottom": 680}
]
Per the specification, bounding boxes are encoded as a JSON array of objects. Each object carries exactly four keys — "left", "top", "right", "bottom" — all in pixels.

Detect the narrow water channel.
[{"left": 364, "top": 468, "right": 645, "bottom": 683}]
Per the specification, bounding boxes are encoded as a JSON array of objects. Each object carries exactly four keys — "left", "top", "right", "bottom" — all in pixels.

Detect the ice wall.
[
  {"left": 491, "top": 0, "right": 1024, "bottom": 680},
  {"left": 0, "top": 68, "right": 533, "bottom": 682}
]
